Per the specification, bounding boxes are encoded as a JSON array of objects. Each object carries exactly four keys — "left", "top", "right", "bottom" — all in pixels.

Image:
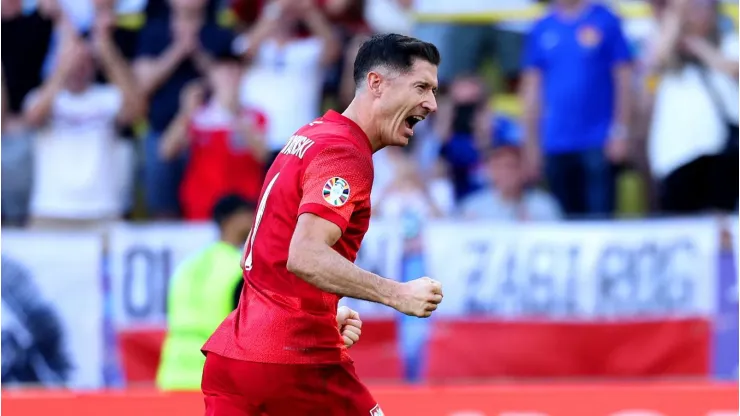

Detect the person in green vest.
[
  {"left": 157, "top": 194, "right": 255, "bottom": 390},
  {"left": 156, "top": 194, "right": 366, "bottom": 390}
]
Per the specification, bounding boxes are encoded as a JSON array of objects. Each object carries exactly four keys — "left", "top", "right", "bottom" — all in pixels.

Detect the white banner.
[
  {"left": 1, "top": 231, "right": 104, "bottom": 388},
  {"left": 108, "top": 222, "right": 217, "bottom": 329},
  {"left": 423, "top": 219, "right": 719, "bottom": 319},
  {"left": 109, "top": 221, "right": 404, "bottom": 327},
  {"left": 339, "top": 221, "right": 404, "bottom": 318}
]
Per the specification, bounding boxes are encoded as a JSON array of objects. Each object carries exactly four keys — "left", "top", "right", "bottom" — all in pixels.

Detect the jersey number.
[{"left": 243, "top": 172, "right": 281, "bottom": 270}]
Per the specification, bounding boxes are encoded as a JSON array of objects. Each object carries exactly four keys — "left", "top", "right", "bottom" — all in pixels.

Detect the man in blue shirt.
[{"left": 521, "top": 0, "right": 632, "bottom": 217}]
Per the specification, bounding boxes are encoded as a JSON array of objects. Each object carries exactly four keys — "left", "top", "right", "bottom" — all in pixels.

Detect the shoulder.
[
  {"left": 590, "top": 3, "right": 622, "bottom": 27},
  {"left": 461, "top": 189, "right": 496, "bottom": 210},
  {"left": 299, "top": 120, "right": 371, "bottom": 159},
  {"left": 305, "top": 139, "right": 373, "bottom": 169},
  {"left": 526, "top": 189, "right": 561, "bottom": 210},
  {"left": 527, "top": 188, "right": 556, "bottom": 201},
  {"left": 242, "top": 106, "right": 268, "bottom": 130},
  {"left": 530, "top": 15, "right": 553, "bottom": 35}
]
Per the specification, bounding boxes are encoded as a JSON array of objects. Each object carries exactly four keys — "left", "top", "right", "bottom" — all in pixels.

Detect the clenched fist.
[
  {"left": 394, "top": 277, "right": 443, "bottom": 318},
  {"left": 336, "top": 306, "right": 362, "bottom": 348}
]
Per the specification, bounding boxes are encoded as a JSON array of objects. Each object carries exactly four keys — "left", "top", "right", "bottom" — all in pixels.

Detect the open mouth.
[{"left": 404, "top": 115, "right": 424, "bottom": 133}]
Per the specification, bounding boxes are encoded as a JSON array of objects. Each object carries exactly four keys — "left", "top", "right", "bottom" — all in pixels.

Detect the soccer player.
[{"left": 201, "top": 33, "right": 442, "bottom": 415}]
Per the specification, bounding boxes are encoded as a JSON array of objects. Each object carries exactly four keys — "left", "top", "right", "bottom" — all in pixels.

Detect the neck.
[
  {"left": 556, "top": 0, "right": 587, "bottom": 16},
  {"left": 214, "top": 90, "right": 237, "bottom": 113},
  {"left": 342, "top": 97, "right": 383, "bottom": 152},
  {"left": 173, "top": 8, "right": 204, "bottom": 25}
]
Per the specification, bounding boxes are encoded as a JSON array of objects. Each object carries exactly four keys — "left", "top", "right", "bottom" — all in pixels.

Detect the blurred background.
[{"left": 1, "top": 0, "right": 739, "bottom": 414}]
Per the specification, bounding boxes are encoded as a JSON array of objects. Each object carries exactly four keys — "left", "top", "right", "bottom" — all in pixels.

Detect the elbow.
[
  {"left": 286, "top": 246, "right": 309, "bottom": 278},
  {"left": 123, "top": 98, "right": 146, "bottom": 124},
  {"left": 286, "top": 241, "right": 321, "bottom": 281},
  {"left": 130, "top": 93, "right": 148, "bottom": 120},
  {"left": 158, "top": 142, "right": 177, "bottom": 161},
  {"left": 23, "top": 110, "right": 45, "bottom": 128}
]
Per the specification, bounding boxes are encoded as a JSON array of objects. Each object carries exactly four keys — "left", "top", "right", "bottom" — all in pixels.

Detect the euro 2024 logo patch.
[{"left": 323, "top": 177, "right": 350, "bottom": 207}]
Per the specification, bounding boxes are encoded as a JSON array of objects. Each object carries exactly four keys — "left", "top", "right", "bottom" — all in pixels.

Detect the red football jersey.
[
  {"left": 180, "top": 102, "right": 267, "bottom": 220},
  {"left": 202, "top": 110, "right": 374, "bottom": 364}
]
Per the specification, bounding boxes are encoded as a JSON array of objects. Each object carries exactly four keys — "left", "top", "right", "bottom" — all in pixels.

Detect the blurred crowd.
[{"left": 1, "top": 0, "right": 738, "bottom": 230}]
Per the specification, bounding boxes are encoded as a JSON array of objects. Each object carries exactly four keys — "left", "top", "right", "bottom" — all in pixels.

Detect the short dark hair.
[
  {"left": 212, "top": 194, "right": 256, "bottom": 226},
  {"left": 353, "top": 33, "right": 441, "bottom": 87}
]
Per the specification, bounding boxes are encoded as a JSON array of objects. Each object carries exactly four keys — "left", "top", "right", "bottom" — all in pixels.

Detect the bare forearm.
[
  {"left": 244, "top": 133, "right": 268, "bottom": 161},
  {"left": 23, "top": 76, "right": 64, "bottom": 126},
  {"left": 238, "top": 14, "right": 279, "bottom": 59},
  {"left": 191, "top": 49, "right": 213, "bottom": 75},
  {"left": 159, "top": 112, "right": 190, "bottom": 159},
  {"left": 521, "top": 72, "right": 541, "bottom": 146},
  {"left": 651, "top": 12, "right": 682, "bottom": 72},
  {"left": 134, "top": 47, "right": 186, "bottom": 96},
  {"left": 696, "top": 48, "right": 738, "bottom": 78},
  {"left": 98, "top": 38, "right": 144, "bottom": 122},
  {"left": 613, "top": 64, "right": 632, "bottom": 131},
  {"left": 303, "top": 9, "right": 340, "bottom": 65},
  {"left": 287, "top": 243, "right": 401, "bottom": 308}
]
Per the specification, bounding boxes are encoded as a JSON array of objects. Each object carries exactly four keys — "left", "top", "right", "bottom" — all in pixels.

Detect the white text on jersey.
[{"left": 281, "top": 135, "right": 315, "bottom": 159}]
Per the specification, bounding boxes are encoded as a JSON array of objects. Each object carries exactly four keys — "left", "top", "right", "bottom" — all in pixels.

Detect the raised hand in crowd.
[
  {"left": 22, "top": 36, "right": 86, "bottom": 127},
  {"left": 681, "top": 34, "right": 739, "bottom": 78},
  {"left": 93, "top": 13, "right": 145, "bottom": 125},
  {"left": 133, "top": 6, "right": 203, "bottom": 98},
  {"left": 159, "top": 81, "right": 205, "bottom": 160}
]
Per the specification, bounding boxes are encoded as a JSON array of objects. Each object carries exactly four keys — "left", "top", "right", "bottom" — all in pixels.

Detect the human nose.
[{"left": 423, "top": 93, "right": 438, "bottom": 114}]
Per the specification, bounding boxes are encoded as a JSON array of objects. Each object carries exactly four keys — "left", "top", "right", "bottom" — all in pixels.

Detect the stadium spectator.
[
  {"left": 338, "top": 33, "right": 368, "bottom": 108},
  {"left": 1, "top": 0, "right": 57, "bottom": 227},
  {"left": 22, "top": 14, "right": 143, "bottom": 229},
  {"left": 521, "top": 0, "right": 633, "bottom": 217},
  {"left": 2, "top": 0, "right": 56, "bottom": 115},
  {"left": 372, "top": 151, "right": 447, "bottom": 383},
  {"left": 460, "top": 143, "right": 563, "bottom": 221},
  {"left": 436, "top": 75, "right": 494, "bottom": 201},
  {"left": 157, "top": 195, "right": 255, "bottom": 390},
  {"left": 90, "top": 0, "right": 143, "bottom": 82},
  {"left": 646, "top": 0, "right": 738, "bottom": 213},
  {"left": 159, "top": 51, "right": 268, "bottom": 221},
  {"left": 374, "top": 151, "right": 446, "bottom": 223},
  {"left": 1, "top": 70, "right": 34, "bottom": 228},
  {"left": 134, "top": 0, "right": 235, "bottom": 218},
  {"left": 230, "top": 0, "right": 366, "bottom": 33},
  {"left": 235, "top": 0, "right": 340, "bottom": 170}
]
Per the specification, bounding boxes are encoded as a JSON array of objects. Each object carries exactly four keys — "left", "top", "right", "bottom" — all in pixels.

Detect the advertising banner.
[
  {"left": 423, "top": 219, "right": 718, "bottom": 319},
  {"left": 108, "top": 222, "right": 218, "bottom": 329},
  {"left": 422, "top": 219, "right": 718, "bottom": 378},
  {"left": 1, "top": 231, "right": 104, "bottom": 388},
  {"left": 3, "top": 383, "right": 737, "bottom": 416}
]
